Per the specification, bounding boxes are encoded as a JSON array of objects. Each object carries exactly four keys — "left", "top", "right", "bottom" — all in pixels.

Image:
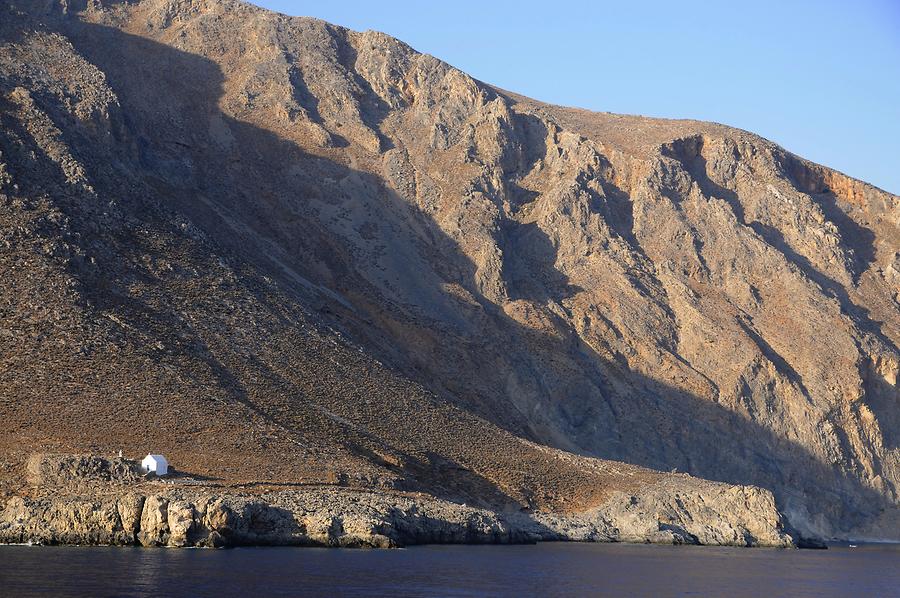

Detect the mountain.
[{"left": 0, "top": 0, "right": 897, "bottom": 543}]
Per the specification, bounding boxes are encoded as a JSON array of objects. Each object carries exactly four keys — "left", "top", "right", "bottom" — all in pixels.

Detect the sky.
[{"left": 250, "top": 1, "right": 900, "bottom": 194}]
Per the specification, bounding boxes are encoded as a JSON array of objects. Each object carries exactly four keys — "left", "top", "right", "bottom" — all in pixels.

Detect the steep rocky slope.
[{"left": 0, "top": 0, "right": 896, "bottom": 542}]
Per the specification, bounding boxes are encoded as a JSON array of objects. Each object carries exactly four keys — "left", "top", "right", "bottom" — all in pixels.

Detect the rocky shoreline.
[{"left": 1, "top": 456, "right": 795, "bottom": 549}]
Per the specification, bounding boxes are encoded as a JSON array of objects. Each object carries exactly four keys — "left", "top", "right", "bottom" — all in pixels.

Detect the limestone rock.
[
  {"left": 0, "top": 483, "right": 792, "bottom": 548},
  {"left": 166, "top": 500, "right": 195, "bottom": 547},
  {"left": 137, "top": 495, "right": 168, "bottom": 546}
]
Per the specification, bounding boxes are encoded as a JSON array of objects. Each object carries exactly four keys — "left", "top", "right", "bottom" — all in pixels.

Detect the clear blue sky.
[{"left": 250, "top": 1, "right": 900, "bottom": 194}]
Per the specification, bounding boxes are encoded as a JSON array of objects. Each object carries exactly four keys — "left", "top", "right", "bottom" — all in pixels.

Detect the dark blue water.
[{"left": 1, "top": 542, "right": 898, "bottom": 597}]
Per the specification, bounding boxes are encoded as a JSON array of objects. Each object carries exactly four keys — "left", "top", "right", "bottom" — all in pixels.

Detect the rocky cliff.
[
  {"left": 0, "top": 0, "right": 897, "bottom": 543},
  {"left": 1, "top": 456, "right": 791, "bottom": 548}
]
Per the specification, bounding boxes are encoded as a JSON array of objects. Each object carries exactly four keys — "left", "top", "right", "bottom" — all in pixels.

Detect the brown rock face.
[{"left": 0, "top": 0, "right": 897, "bottom": 541}]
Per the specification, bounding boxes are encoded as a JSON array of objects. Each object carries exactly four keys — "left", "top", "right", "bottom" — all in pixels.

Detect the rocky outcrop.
[
  {"left": 26, "top": 454, "right": 142, "bottom": 488},
  {"left": 555, "top": 479, "right": 792, "bottom": 547},
  {"left": 0, "top": 481, "right": 792, "bottom": 548}
]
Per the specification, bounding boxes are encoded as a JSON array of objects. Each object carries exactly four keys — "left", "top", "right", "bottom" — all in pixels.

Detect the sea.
[{"left": 0, "top": 542, "right": 897, "bottom": 597}]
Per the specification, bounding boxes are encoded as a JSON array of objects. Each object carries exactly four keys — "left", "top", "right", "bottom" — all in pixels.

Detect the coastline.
[{"left": 1, "top": 481, "right": 795, "bottom": 549}]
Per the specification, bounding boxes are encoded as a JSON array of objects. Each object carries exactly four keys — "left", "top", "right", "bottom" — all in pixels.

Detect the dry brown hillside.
[{"left": 0, "top": 0, "right": 897, "bottom": 541}]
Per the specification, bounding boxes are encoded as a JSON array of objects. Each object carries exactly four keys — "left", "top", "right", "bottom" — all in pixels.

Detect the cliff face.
[
  {"left": 0, "top": 0, "right": 897, "bottom": 541},
  {"left": 1, "top": 456, "right": 792, "bottom": 548}
]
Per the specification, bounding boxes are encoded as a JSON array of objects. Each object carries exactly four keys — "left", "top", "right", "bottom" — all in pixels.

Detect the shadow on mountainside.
[{"left": 7, "top": 12, "right": 892, "bottom": 535}]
